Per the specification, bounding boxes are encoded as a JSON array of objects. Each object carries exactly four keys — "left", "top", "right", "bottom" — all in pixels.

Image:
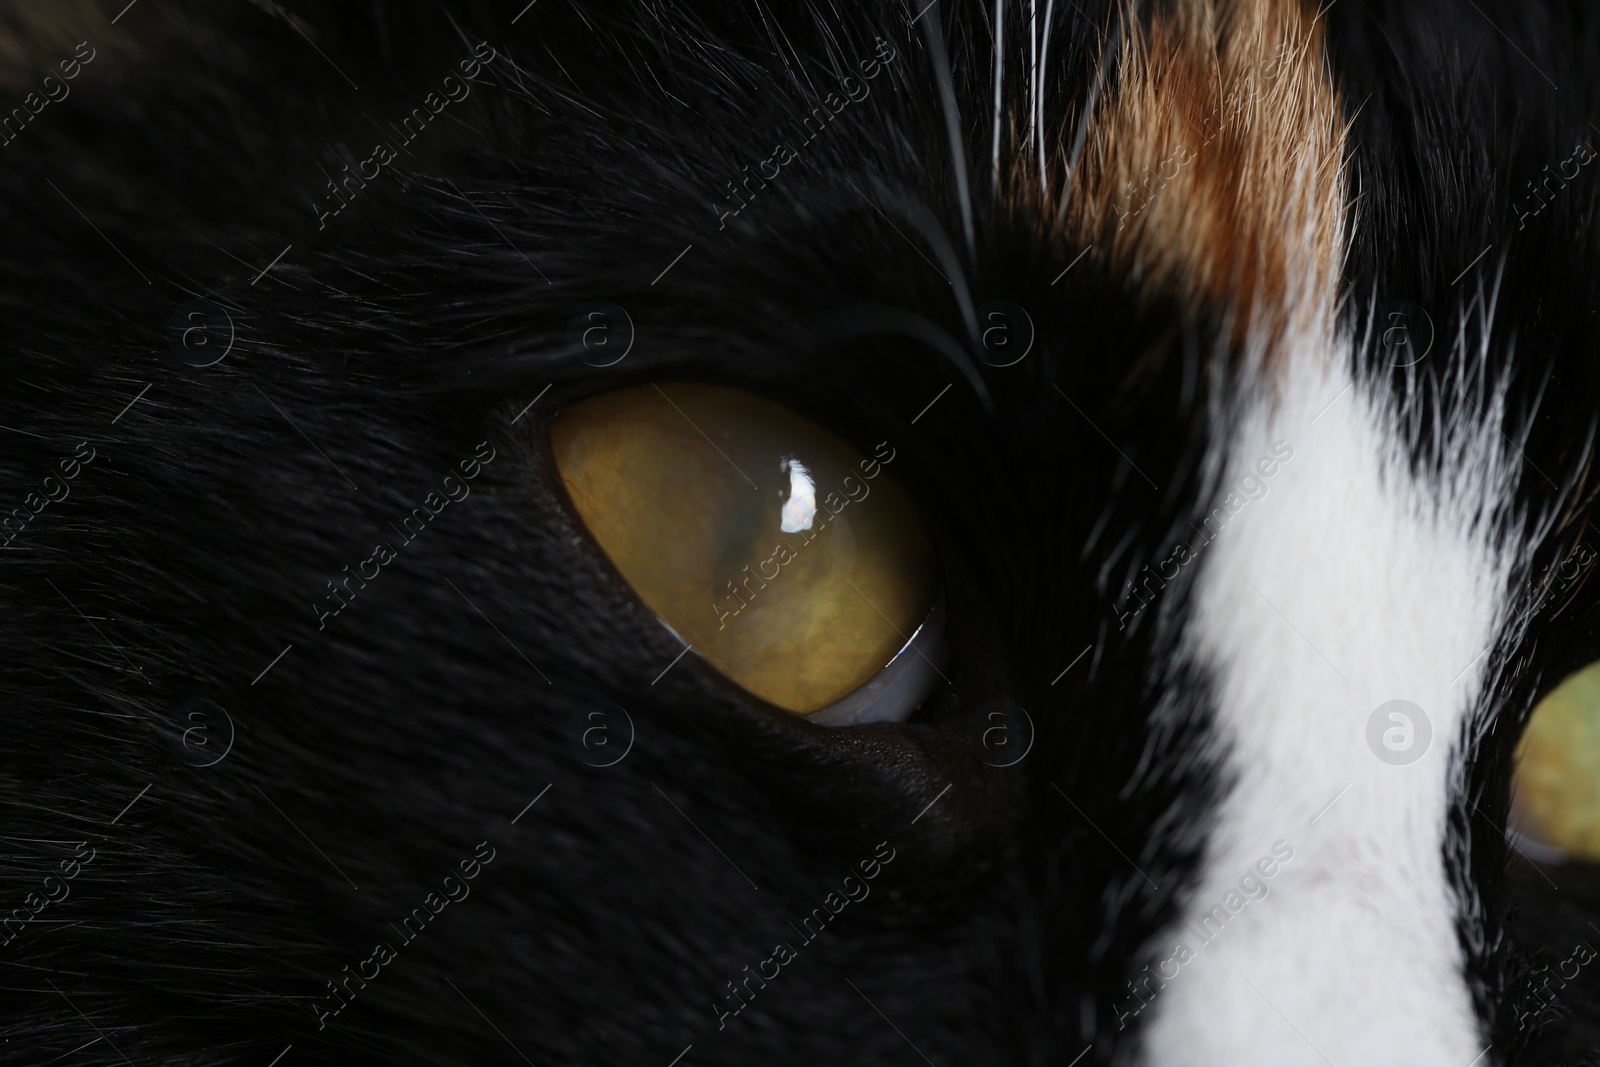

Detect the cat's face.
[{"left": 4, "top": 0, "right": 1600, "bottom": 1064}]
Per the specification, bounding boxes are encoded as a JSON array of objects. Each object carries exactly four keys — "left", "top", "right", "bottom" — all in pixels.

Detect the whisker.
[
  {"left": 1057, "top": 1, "right": 1118, "bottom": 230},
  {"left": 919, "top": 3, "right": 978, "bottom": 262},
  {"left": 1039, "top": 0, "right": 1057, "bottom": 198},
  {"left": 1030, "top": 0, "right": 1039, "bottom": 198},
  {"left": 992, "top": 0, "right": 1006, "bottom": 193},
  {"left": 840, "top": 172, "right": 983, "bottom": 362},
  {"left": 812, "top": 304, "right": 992, "bottom": 411}
]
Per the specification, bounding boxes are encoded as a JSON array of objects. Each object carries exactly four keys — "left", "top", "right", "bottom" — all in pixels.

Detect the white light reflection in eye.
[{"left": 778, "top": 456, "right": 816, "bottom": 533}]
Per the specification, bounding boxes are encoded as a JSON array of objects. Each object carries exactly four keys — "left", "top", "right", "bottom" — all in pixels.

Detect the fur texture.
[
  {"left": 1047, "top": 0, "right": 1347, "bottom": 354},
  {"left": 0, "top": 1, "right": 1598, "bottom": 1065}
]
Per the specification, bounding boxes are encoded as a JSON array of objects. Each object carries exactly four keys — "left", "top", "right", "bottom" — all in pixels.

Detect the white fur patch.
[{"left": 1137, "top": 341, "right": 1524, "bottom": 1065}]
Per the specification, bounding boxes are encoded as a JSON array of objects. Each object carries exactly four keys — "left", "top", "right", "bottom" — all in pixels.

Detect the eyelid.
[{"left": 806, "top": 596, "right": 947, "bottom": 726}]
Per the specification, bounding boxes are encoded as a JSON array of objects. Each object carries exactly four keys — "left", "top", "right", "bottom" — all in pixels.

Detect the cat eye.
[
  {"left": 549, "top": 383, "right": 944, "bottom": 723},
  {"left": 1511, "top": 660, "right": 1600, "bottom": 862}
]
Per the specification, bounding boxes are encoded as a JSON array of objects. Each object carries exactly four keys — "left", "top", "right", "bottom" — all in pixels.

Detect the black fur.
[{"left": 0, "top": 1, "right": 1596, "bottom": 1064}]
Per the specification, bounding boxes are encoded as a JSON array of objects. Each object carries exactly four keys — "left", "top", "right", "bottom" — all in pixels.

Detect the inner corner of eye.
[
  {"left": 1511, "top": 658, "right": 1600, "bottom": 864},
  {"left": 547, "top": 382, "right": 939, "bottom": 718}
]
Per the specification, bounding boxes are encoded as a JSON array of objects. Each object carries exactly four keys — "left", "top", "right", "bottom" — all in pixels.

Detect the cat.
[{"left": 0, "top": 0, "right": 1597, "bottom": 1064}]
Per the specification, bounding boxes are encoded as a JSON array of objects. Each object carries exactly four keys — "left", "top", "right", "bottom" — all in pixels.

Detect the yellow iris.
[
  {"left": 550, "top": 383, "right": 938, "bottom": 714},
  {"left": 1512, "top": 660, "right": 1600, "bottom": 862}
]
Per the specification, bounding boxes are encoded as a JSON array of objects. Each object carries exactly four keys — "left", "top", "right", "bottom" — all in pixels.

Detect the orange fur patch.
[{"left": 1038, "top": 0, "right": 1349, "bottom": 356}]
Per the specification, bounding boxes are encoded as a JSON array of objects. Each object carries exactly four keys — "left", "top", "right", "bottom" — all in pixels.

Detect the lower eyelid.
[{"left": 806, "top": 595, "right": 948, "bottom": 726}]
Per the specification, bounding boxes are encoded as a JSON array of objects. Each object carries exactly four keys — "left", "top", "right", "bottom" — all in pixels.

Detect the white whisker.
[
  {"left": 1039, "top": 0, "right": 1056, "bottom": 198},
  {"left": 1056, "top": 20, "right": 1114, "bottom": 229},
  {"left": 1029, "top": 0, "right": 1039, "bottom": 196},
  {"left": 992, "top": 0, "right": 1005, "bottom": 193},
  {"left": 920, "top": 6, "right": 977, "bottom": 261}
]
